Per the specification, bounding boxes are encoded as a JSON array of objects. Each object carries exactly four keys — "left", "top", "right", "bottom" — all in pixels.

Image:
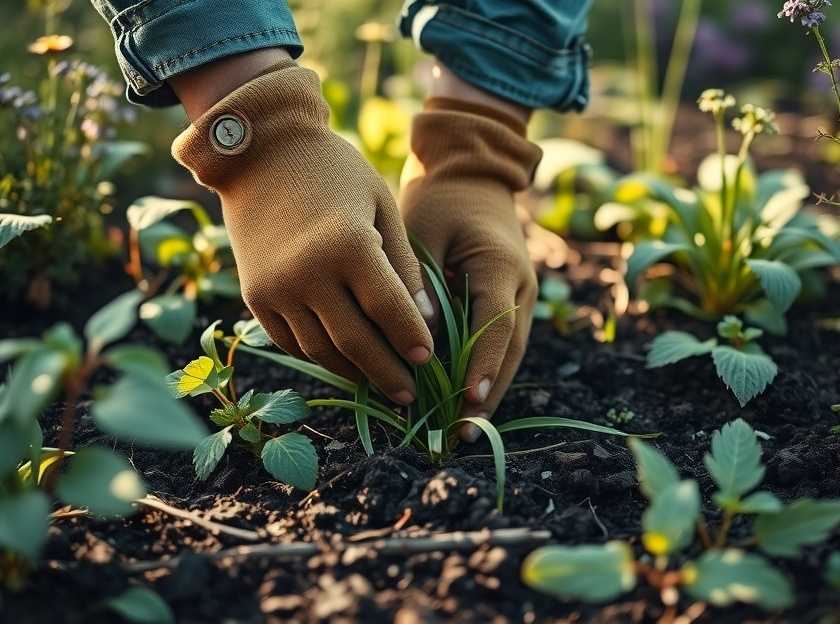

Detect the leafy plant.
[
  {"left": 620, "top": 90, "right": 839, "bottom": 332},
  {"left": 523, "top": 418, "right": 840, "bottom": 613},
  {"left": 0, "top": 291, "right": 206, "bottom": 586},
  {"left": 647, "top": 316, "right": 777, "bottom": 407},
  {"left": 532, "top": 275, "right": 590, "bottom": 335}
]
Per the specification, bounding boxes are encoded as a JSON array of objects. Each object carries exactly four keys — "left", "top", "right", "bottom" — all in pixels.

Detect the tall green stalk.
[{"left": 812, "top": 26, "right": 840, "bottom": 120}]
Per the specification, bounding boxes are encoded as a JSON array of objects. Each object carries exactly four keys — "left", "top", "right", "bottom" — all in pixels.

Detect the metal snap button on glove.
[{"left": 210, "top": 114, "right": 247, "bottom": 151}]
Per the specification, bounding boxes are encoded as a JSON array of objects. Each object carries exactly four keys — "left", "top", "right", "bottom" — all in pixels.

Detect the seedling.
[
  {"left": 620, "top": 91, "right": 839, "bottom": 334},
  {"left": 646, "top": 316, "right": 777, "bottom": 407},
  {"left": 125, "top": 196, "right": 240, "bottom": 345},
  {"left": 0, "top": 290, "right": 206, "bottom": 586},
  {"left": 607, "top": 407, "right": 635, "bottom": 426},
  {"left": 523, "top": 418, "right": 840, "bottom": 614},
  {"left": 167, "top": 320, "right": 318, "bottom": 491},
  {"left": 532, "top": 275, "right": 589, "bottom": 335}
]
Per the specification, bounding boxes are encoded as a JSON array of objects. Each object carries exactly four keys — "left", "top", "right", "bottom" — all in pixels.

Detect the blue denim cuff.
[
  {"left": 96, "top": 0, "right": 303, "bottom": 107},
  {"left": 399, "top": 2, "right": 591, "bottom": 112}
]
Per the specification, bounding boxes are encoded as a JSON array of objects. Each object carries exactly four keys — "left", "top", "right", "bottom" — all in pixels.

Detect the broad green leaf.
[
  {"left": 57, "top": 447, "right": 146, "bottom": 516},
  {"left": 642, "top": 480, "right": 700, "bottom": 555},
  {"left": 84, "top": 291, "right": 143, "bottom": 352},
  {"left": 95, "top": 140, "right": 149, "bottom": 178},
  {"left": 104, "top": 345, "right": 169, "bottom": 384},
  {"left": 746, "top": 259, "right": 802, "bottom": 314},
  {"left": 0, "top": 422, "right": 28, "bottom": 474},
  {"left": 629, "top": 439, "right": 680, "bottom": 500},
  {"left": 0, "top": 213, "right": 52, "bottom": 248},
  {"left": 626, "top": 241, "right": 689, "bottom": 287},
  {"left": 93, "top": 376, "right": 208, "bottom": 449},
  {"left": 704, "top": 419, "right": 765, "bottom": 508},
  {"left": 209, "top": 405, "right": 239, "bottom": 427},
  {"left": 755, "top": 499, "right": 840, "bottom": 557},
  {"left": 540, "top": 276, "right": 571, "bottom": 303},
  {"left": 646, "top": 331, "right": 716, "bottom": 368},
  {"left": 165, "top": 356, "right": 218, "bottom": 398},
  {"left": 216, "top": 366, "right": 233, "bottom": 388},
  {"left": 1, "top": 347, "right": 68, "bottom": 426},
  {"left": 139, "top": 295, "right": 196, "bottom": 345},
  {"left": 736, "top": 491, "right": 783, "bottom": 514},
  {"left": 825, "top": 552, "right": 840, "bottom": 589},
  {"left": 193, "top": 426, "right": 233, "bottom": 480},
  {"left": 261, "top": 432, "right": 318, "bottom": 490},
  {"left": 522, "top": 542, "right": 636, "bottom": 602},
  {"left": 233, "top": 318, "right": 272, "bottom": 347},
  {"left": 197, "top": 271, "right": 240, "bottom": 298},
  {"left": 0, "top": 491, "right": 50, "bottom": 561},
  {"left": 200, "top": 320, "right": 224, "bottom": 370},
  {"left": 683, "top": 550, "right": 793, "bottom": 610},
  {"left": 105, "top": 586, "right": 175, "bottom": 624},
  {"left": 237, "top": 389, "right": 255, "bottom": 410},
  {"left": 250, "top": 390, "right": 309, "bottom": 424},
  {"left": 594, "top": 202, "right": 639, "bottom": 232},
  {"left": 0, "top": 338, "right": 40, "bottom": 363},
  {"left": 43, "top": 324, "right": 82, "bottom": 362},
  {"left": 758, "top": 184, "right": 809, "bottom": 236},
  {"left": 712, "top": 344, "right": 778, "bottom": 407},
  {"left": 238, "top": 423, "right": 261, "bottom": 443},
  {"left": 744, "top": 300, "right": 787, "bottom": 336},
  {"left": 138, "top": 222, "right": 192, "bottom": 266},
  {"left": 127, "top": 196, "right": 200, "bottom": 231}
]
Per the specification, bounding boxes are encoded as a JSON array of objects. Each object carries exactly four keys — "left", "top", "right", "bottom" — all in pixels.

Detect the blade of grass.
[
  {"left": 454, "top": 307, "right": 518, "bottom": 386},
  {"left": 400, "top": 387, "right": 469, "bottom": 449},
  {"left": 428, "top": 429, "right": 444, "bottom": 458},
  {"left": 423, "top": 264, "right": 462, "bottom": 378},
  {"left": 452, "top": 416, "right": 506, "bottom": 511},
  {"left": 354, "top": 379, "right": 374, "bottom": 457},
  {"left": 307, "top": 399, "right": 407, "bottom": 433},
  {"left": 496, "top": 416, "right": 659, "bottom": 438}
]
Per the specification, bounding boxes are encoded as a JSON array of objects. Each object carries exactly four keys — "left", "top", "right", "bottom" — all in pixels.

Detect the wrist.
[{"left": 170, "top": 48, "right": 295, "bottom": 121}]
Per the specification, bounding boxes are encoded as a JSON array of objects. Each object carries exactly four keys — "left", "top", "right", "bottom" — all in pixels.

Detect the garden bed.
[{"left": 2, "top": 258, "right": 838, "bottom": 624}]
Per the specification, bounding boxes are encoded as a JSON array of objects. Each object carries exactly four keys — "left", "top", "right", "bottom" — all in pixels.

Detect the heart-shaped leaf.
[
  {"left": 261, "top": 432, "right": 318, "bottom": 490},
  {"left": 704, "top": 418, "right": 765, "bottom": 509},
  {"left": 249, "top": 390, "right": 309, "bottom": 424},
  {"left": 647, "top": 331, "right": 717, "bottom": 368},
  {"left": 712, "top": 344, "right": 778, "bottom": 407}
]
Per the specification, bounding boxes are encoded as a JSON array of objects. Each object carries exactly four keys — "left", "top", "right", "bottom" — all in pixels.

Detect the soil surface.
[{"left": 1, "top": 253, "right": 839, "bottom": 624}]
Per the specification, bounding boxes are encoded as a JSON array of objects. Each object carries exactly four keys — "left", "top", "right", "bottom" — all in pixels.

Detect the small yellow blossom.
[{"left": 28, "top": 35, "right": 74, "bottom": 55}]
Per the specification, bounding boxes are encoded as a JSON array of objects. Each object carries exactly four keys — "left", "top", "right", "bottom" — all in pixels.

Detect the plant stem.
[
  {"left": 212, "top": 388, "right": 232, "bottom": 406},
  {"left": 714, "top": 511, "right": 733, "bottom": 548},
  {"left": 813, "top": 27, "right": 840, "bottom": 121},
  {"left": 226, "top": 335, "right": 242, "bottom": 402},
  {"left": 633, "top": 0, "right": 658, "bottom": 172}
]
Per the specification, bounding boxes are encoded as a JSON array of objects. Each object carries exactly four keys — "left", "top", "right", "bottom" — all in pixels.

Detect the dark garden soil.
[{"left": 1, "top": 256, "right": 839, "bottom": 624}]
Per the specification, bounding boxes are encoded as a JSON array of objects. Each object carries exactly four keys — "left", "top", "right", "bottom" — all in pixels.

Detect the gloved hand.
[
  {"left": 172, "top": 61, "right": 434, "bottom": 405},
  {"left": 399, "top": 98, "right": 543, "bottom": 434}
]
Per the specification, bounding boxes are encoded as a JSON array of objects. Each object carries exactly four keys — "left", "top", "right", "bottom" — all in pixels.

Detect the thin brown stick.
[{"left": 136, "top": 496, "right": 261, "bottom": 542}]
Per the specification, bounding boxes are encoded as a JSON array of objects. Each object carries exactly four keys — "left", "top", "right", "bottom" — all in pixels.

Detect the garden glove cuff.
[
  {"left": 399, "top": 97, "right": 543, "bottom": 431},
  {"left": 172, "top": 61, "right": 434, "bottom": 405}
]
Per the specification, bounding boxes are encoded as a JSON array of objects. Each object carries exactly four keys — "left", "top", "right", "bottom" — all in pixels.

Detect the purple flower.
[
  {"left": 803, "top": 10, "right": 827, "bottom": 26},
  {"left": 778, "top": 0, "right": 832, "bottom": 27}
]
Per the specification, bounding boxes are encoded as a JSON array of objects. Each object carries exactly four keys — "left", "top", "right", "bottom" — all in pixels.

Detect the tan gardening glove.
[
  {"left": 400, "top": 98, "right": 543, "bottom": 434},
  {"left": 172, "top": 61, "right": 434, "bottom": 405}
]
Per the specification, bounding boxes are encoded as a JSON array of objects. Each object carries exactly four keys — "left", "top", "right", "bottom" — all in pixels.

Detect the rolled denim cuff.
[
  {"left": 95, "top": 0, "right": 303, "bottom": 108},
  {"left": 399, "top": 1, "right": 591, "bottom": 112}
]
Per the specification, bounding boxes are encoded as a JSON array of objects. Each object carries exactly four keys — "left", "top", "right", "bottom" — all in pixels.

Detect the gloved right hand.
[{"left": 172, "top": 61, "right": 434, "bottom": 405}]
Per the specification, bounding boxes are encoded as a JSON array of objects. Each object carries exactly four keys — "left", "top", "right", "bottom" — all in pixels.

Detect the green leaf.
[
  {"left": 165, "top": 356, "right": 219, "bottom": 398},
  {"left": 238, "top": 422, "right": 261, "bottom": 444},
  {"left": 683, "top": 550, "right": 793, "bottom": 610},
  {"left": 197, "top": 272, "right": 240, "bottom": 298},
  {"left": 825, "top": 552, "right": 840, "bottom": 589},
  {"left": 453, "top": 417, "right": 506, "bottom": 511},
  {"left": 736, "top": 491, "right": 783, "bottom": 514},
  {"left": 250, "top": 390, "right": 309, "bottom": 424},
  {"left": 626, "top": 241, "right": 689, "bottom": 287},
  {"left": 0, "top": 422, "right": 28, "bottom": 474},
  {"left": 57, "top": 447, "right": 146, "bottom": 516},
  {"left": 95, "top": 140, "right": 149, "bottom": 178},
  {"left": 0, "top": 347, "right": 68, "bottom": 426},
  {"left": 200, "top": 320, "right": 224, "bottom": 370},
  {"left": 209, "top": 405, "right": 239, "bottom": 427},
  {"left": 628, "top": 439, "right": 680, "bottom": 500},
  {"left": 127, "top": 196, "right": 199, "bottom": 231},
  {"left": 138, "top": 222, "right": 192, "bottom": 266},
  {"left": 744, "top": 300, "right": 787, "bottom": 336},
  {"left": 646, "top": 331, "right": 716, "bottom": 368},
  {"left": 642, "top": 480, "right": 700, "bottom": 555},
  {"left": 261, "top": 432, "right": 318, "bottom": 490},
  {"left": 716, "top": 316, "right": 744, "bottom": 340},
  {"left": 0, "top": 213, "right": 52, "bottom": 248},
  {"left": 233, "top": 318, "right": 272, "bottom": 347},
  {"left": 755, "top": 499, "right": 840, "bottom": 557},
  {"left": 712, "top": 344, "right": 778, "bottom": 407},
  {"left": 92, "top": 376, "right": 208, "bottom": 449},
  {"left": 496, "top": 416, "right": 643, "bottom": 437},
  {"left": 522, "top": 542, "right": 636, "bottom": 602},
  {"left": 0, "top": 491, "right": 50, "bottom": 561},
  {"left": 84, "top": 291, "right": 143, "bottom": 352},
  {"left": 0, "top": 338, "right": 41, "bottom": 363},
  {"left": 746, "top": 259, "right": 802, "bottom": 314},
  {"left": 105, "top": 586, "right": 175, "bottom": 624},
  {"left": 139, "top": 295, "right": 196, "bottom": 345},
  {"left": 193, "top": 426, "right": 233, "bottom": 480},
  {"left": 704, "top": 419, "right": 765, "bottom": 509},
  {"left": 103, "top": 345, "right": 169, "bottom": 384},
  {"left": 354, "top": 379, "right": 374, "bottom": 457},
  {"left": 43, "top": 324, "right": 83, "bottom": 361},
  {"left": 540, "top": 276, "right": 571, "bottom": 303}
]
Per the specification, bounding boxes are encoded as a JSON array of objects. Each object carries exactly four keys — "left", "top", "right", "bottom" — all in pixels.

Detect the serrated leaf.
[
  {"left": 57, "top": 447, "right": 146, "bottom": 516},
  {"left": 105, "top": 586, "right": 175, "bottom": 624},
  {"left": 233, "top": 318, "right": 272, "bottom": 347},
  {"left": 261, "top": 432, "right": 318, "bottom": 490},
  {"left": 193, "top": 426, "right": 233, "bottom": 480},
  {"left": 237, "top": 389, "right": 255, "bottom": 411},
  {"left": 683, "top": 550, "right": 793, "bottom": 610},
  {"left": 755, "top": 499, "right": 840, "bottom": 557},
  {"left": 238, "top": 422, "right": 261, "bottom": 444},
  {"left": 166, "top": 356, "right": 218, "bottom": 398},
  {"left": 646, "top": 331, "right": 716, "bottom": 368},
  {"left": 716, "top": 316, "right": 744, "bottom": 340},
  {"left": 629, "top": 439, "right": 680, "bottom": 500},
  {"left": 0, "top": 491, "right": 50, "bottom": 561},
  {"left": 712, "top": 344, "right": 778, "bottom": 407},
  {"left": 250, "top": 390, "right": 309, "bottom": 424},
  {"left": 139, "top": 295, "right": 196, "bottom": 345},
  {"left": 704, "top": 419, "right": 765, "bottom": 508},
  {"left": 127, "top": 196, "right": 198, "bottom": 231},
  {"left": 521, "top": 542, "right": 636, "bottom": 602},
  {"left": 626, "top": 241, "right": 690, "bottom": 287},
  {"left": 84, "top": 291, "right": 143, "bottom": 352},
  {"left": 642, "top": 480, "right": 700, "bottom": 555},
  {"left": 747, "top": 259, "right": 802, "bottom": 314},
  {"left": 735, "top": 491, "right": 783, "bottom": 514},
  {"left": 0, "top": 213, "right": 52, "bottom": 248}
]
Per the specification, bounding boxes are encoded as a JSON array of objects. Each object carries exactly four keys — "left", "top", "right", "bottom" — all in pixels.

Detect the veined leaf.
[
  {"left": 629, "top": 439, "right": 680, "bottom": 500},
  {"left": 57, "top": 447, "right": 146, "bottom": 517},
  {"left": 642, "top": 480, "right": 700, "bottom": 555},
  {"left": 746, "top": 259, "right": 801, "bottom": 314},
  {"left": 261, "top": 432, "right": 318, "bottom": 490},
  {"left": 193, "top": 426, "right": 233, "bottom": 480},
  {"left": 646, "top": 331, "right": 716, "bottom": 368},
  {"left": 626, "top": 241, "right": 690, "bottom": 287},
  {"left": 704, "top": 419, "right": 765, "bottom": 508},
  {"left": 712, "top": 344, "right": 778, "bottom": 407},
  {"left": 0, "top": 213, "right": 52, "bottom": 248},
  {"left": 755, "top": 499, "right": 840, "bottom": 557},
  {"left": 200, "top": 320, "right": 224, "bottom": 370},
  {"left": 250, "top": 389, "right": 309, "bottom": 424},
  {"left": 166, "top": 356, "right": 218, "bottom": 398},
  {"left": 736, "top": 491, "right": 783, "bottom": 514},
  {"left": 84, "top": 290, "right": 143, "bottom": 353},
  {"left": 139, "top": 295, "right": 196, "bottom": 345},
  {"left": 233, "top": 318, "right": 272, "bottom": 347},
  {"left": 238, "top": 423, "right": 261, "bottom": 443},
  {"left": 522, "top": 542, "right": 636, "bottom": 602}
]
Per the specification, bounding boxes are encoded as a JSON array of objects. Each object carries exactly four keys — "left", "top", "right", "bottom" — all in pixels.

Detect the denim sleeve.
[
  {"left": 399, "top": 0, "right": 593, "bottom": 112},
  {"left": 90, "top": 0, "right": 303, "bottom": 107}
]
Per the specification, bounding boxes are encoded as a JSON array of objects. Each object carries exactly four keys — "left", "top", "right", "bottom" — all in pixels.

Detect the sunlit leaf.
[
  {"left": 261, "top": 432, "right": 318, "bottom": 490},
  {"left": 166, "top": 356, "right": 218, "bottom": 398},
  {"left": 642, "top": 480, "right": 700, "bottom": 555},
  {"left": 127, "top": 196, "right": 200, "bottom": 231},
  {"left": 746, "top": 259, "right": 802, "bottom": 313},
  {"left": 139, "top": 295, "right": 196, "bottom": 345},
  {"left": 193, "top": 426, "right": 233, "bottom": 480},
  {"left": 233, "top": 318, "right": 272, "bottom": 347},
  {"left": 0, "top": 213, "right": 52, "bottom": 249}
]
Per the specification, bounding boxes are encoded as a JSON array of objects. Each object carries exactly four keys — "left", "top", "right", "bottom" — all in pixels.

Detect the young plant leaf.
[
  {"left": 642, "top": 480, "right": 700, "bottom": 555},
  {"left": 354, "top": 379, "right": 374, "bottom": 457},
  {"left": 497, "top": 417, "right": 644, "bottom": 438},
  {"left": 238, "top": 423, "right": 261, "bottom": 444},
  {"left": 139, "top": 295, "right": 196, "bottom": 345},
  {"left": 626, "top": 241, "right": 689, "bottom": 287},
  {"left": 453, "top": 416, "right": 506, "bottom": 511},
  {"left": 522, "top": 542, "right": 636, "bottom": 602},
  {"left": 193, "top": 426, "right": 233, "bottom": 480},
  {"left": 0, "top": 213, "right": 52, "bottom": 248},
  {"left": 126, "top": 196, "right": 200, "bottom": 231},
  {"left": 755, "top": 499, "right": 840, "bottom": 557},
  {"left": 704, "top": 418, "right": 765, "bottom": 509},
  {"left": 0, "top": 491, "right": 50, "bottom": 561},
  {"left": 104, "top": 345, "right": 169, "bottom": 384},
  {"left": 84, "top": 290, "right": 143, "bottom": 353},
  {"left": 166, "top": 356, "right": 218, "bottom": 398},
  {"left": 646, "top": 331, "right": 716, "bottom": 368},
  {"left": 682, "top": 550, "right": 793, "bottom": 610},
  {"left": 57, "top": 447, "right": 146, "bottom": 516},
  {"left": 1, "top": 347, "right": 67, "bottom": 426},
  {"left": 712, "top": 344, "right": 778, "bottom": 407},
  {"left": 261, "top": 432, "right": 318, "bottom": 491},
  {"left": 0, "top": 338, "right": 40, "bottom": 363},
  {"left": 746, "top": 259, "right": 802, "bottom": 314},
  {"left": 232, "top": 318, "right": 272, "bottom": 347},
  {"left": 250, "top": 389, "right": 309, "bottom": 424},
  {"left": 200, "top": 320, "right": 224, "bottom": 370},
  {"left": 105, "top": 586, "right": 175, "bottom": 624},
  {"left": 743, "top": 300, "right": 787, "bottom": 336},
  {"left": 628, "top": 439, "right": 680, "bottom": 501},
  {"left": 736, "top": 491, "right": 783, "bottom": 514}
]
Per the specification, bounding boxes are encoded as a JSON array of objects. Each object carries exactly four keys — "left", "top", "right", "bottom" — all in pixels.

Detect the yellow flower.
[
  {"left": 28, "top": 35, "right": 74, "bottom": 55},
  {"left": 642, "top": 531, "right": 671, "bottom": 556}
]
